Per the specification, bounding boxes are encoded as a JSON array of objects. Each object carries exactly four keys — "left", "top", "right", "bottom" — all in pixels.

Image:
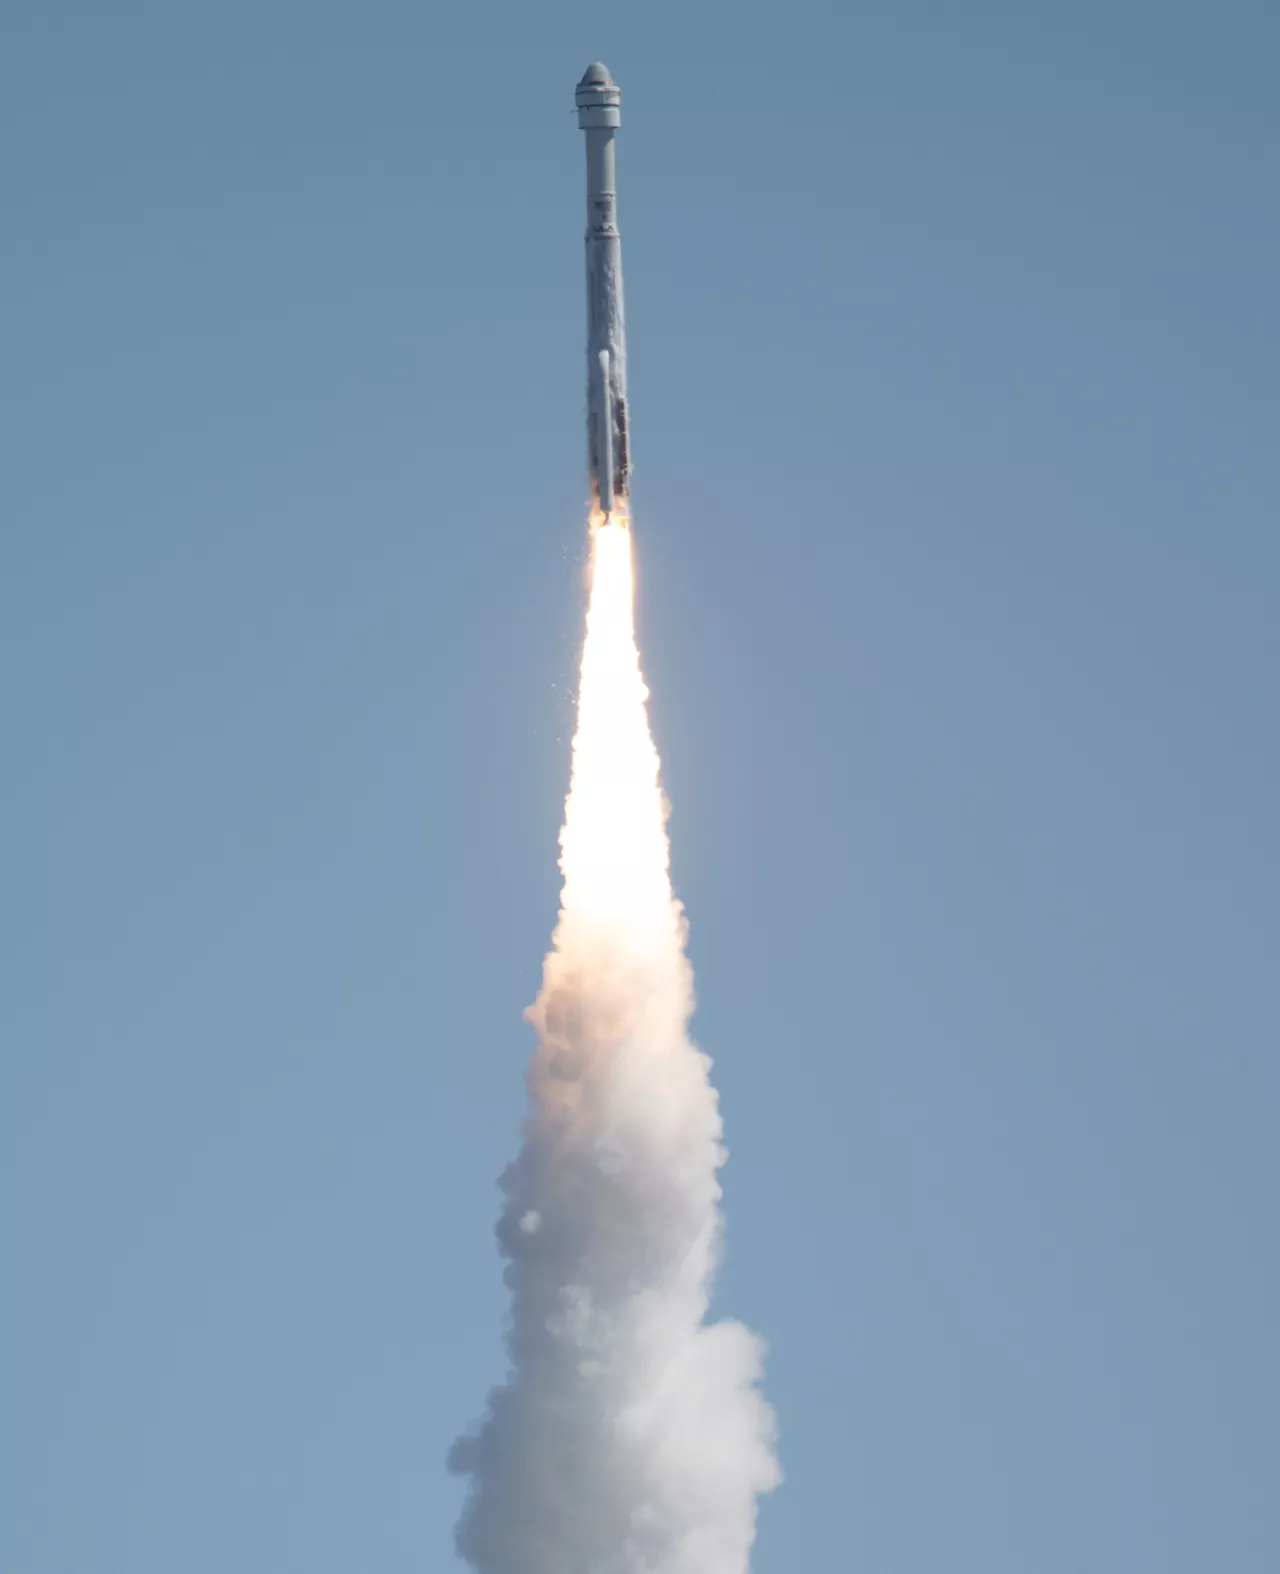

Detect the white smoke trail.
[{"left": 450, "top": 520, "right": 779, "bottom": 1574}]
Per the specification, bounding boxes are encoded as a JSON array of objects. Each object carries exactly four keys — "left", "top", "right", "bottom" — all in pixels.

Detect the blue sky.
[{"left": 3, "top": 2, "right": 1277, "bottom": 1570}]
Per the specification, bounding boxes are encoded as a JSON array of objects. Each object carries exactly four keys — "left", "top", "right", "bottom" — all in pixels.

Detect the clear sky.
[{"left": 3, "top": 2, "right": 1277, "bottom": 1570}]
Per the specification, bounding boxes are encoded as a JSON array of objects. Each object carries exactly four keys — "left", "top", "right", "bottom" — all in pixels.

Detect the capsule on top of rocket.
[
  {"left": 575, "top": 61, "right": 621, "bottom": 127},
  {"left": 576, "top": 63, "right": 630, "bottom": 522}
]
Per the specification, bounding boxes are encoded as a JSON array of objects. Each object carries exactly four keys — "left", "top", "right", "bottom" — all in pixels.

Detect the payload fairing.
[{"left": 576, "top": 63, "right": 630, "bottom": 521}]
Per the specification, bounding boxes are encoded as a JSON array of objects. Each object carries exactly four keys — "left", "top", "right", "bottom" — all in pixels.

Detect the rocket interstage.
[{"left": 576, "top": 62, "right": 630, "bottom": 521}]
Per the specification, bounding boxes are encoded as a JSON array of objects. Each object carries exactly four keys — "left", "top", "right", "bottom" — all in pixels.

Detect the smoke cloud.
[{"left": 450, "top": 522, "right": 778, "bottom": 1574}]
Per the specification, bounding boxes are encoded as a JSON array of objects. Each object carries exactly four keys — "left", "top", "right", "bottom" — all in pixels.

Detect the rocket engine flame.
[{"left": 449, "top": 520, "right": 779, "bottom": 1574}]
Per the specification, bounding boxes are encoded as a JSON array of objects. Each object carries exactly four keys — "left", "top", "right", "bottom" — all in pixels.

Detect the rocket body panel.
[
  {"left": 576, "top": 64, "right": 630, "bottom": 519},
  {"left": 586, "top": 239, "right": 628, "bottom": 505},
  {"left": 596, "top": 350, "right": 615, "bottom": 513}
]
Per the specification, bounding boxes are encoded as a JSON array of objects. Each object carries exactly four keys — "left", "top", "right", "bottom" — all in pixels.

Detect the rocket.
[{"left": 576, "top": 63, "right": 630, "bottom": 522}]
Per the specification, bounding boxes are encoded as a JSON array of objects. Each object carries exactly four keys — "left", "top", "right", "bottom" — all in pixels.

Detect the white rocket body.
[{"left": 576, "top": 63, "right": 630, "bottom": 519}]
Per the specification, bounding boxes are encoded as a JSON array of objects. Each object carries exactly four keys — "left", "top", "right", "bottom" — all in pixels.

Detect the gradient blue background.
[{"left": 4, "top": 2, "right": 1277, "bottom": 1569}]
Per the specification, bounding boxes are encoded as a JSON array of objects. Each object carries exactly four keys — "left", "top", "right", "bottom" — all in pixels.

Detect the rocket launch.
[
  {"left": 578, "top": 62, "right": 630, "bottom": 521},
  {"left": 449, "top": 67, "right": 778, "bottom": 1574}
]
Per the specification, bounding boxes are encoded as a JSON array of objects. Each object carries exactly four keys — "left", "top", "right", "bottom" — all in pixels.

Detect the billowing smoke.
[{"left": 450, "top": 521, "right": 779, "bottom": 1574}]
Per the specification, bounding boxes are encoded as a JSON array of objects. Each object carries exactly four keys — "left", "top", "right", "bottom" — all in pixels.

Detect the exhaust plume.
[{"left": 450, "top": 519, "right": 779, "bottom": 1573}]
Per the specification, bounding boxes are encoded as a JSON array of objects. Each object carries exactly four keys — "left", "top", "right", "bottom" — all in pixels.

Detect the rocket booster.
[{"left": 576, "top": 63, "right": 630, "bottom": 521}]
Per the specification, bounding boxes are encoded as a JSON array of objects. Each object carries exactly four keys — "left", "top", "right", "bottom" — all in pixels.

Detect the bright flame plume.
[{"left": 451, "top": 517, "right": 779, "bottom": 1574}]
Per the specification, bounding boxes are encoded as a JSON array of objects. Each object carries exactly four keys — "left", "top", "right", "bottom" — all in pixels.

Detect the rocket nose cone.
[{"left": 575, "top": 60, "right": 620, "bottom": 122}]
